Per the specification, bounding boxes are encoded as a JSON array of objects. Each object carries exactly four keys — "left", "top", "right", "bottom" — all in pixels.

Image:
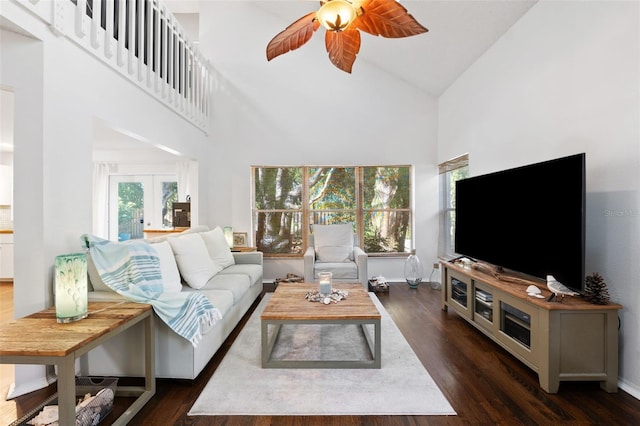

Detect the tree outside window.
[{"left": 253, "top": 166, "right": 412, "bottom": 256}]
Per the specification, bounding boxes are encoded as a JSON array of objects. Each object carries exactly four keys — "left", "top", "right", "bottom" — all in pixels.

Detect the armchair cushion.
[
  {"left": 314, "top": 262, "right": 358, "bottom": 280},
  {"left": 312, "top": 223, "right": 354, "bottom": 262}
]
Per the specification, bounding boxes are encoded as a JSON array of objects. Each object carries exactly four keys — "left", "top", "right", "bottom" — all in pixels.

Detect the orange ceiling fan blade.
[
  {"left": 355, "top": 0, "right": 428, "bottom": 38},
  {"left": 325, "top": 27, "right": 361, "bottom": 73},
  {"left": 266, "top": 12, "right": 321, "bottom": 61}
]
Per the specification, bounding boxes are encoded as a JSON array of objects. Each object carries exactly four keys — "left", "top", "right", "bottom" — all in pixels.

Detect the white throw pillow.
[
  {"left": 313, "top": 223, "right": 354, "bottom": 262},
  {"left": 201, "top": 227, "right": 235, "bottom": 269},
  {"left": 168, "top": 233, "right": 222, "bottom": 289},
  {"left": 152, "top": 241, "right": 182, "bottom": 293}
]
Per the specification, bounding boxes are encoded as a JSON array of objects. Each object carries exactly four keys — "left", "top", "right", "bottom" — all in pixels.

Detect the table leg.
[
  {"left": 57, "top": 355, "right": 76, "bottom": 425},
  {"left": 145, "top": 312, "right": 155, "bottom": 394},
  {"left": 374, "top": 319, "right": 381, "bottom": 368}
]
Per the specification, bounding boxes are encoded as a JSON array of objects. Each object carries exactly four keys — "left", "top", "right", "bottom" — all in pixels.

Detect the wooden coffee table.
[{"left": 261, "top": 282, "right": 381, "bottom": 369}]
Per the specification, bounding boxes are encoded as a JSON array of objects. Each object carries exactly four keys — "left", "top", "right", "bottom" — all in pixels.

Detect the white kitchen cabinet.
[{"left": 0, "top": 233, "right": 14, "bottom": 280}]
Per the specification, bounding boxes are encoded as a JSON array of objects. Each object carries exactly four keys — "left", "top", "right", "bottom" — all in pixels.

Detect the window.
[
  {"left": 438, "top": 154, "right": 469, "bottom": 258},
  {"left": 109, "top": 175, "right": 178, "bottom": 241},
  {"left": 252, "top": 166, "right": 412, "bottom": 256}
]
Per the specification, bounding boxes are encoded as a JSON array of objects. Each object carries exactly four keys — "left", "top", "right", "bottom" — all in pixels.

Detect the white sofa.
[{"left": 80, "top": 226, "right": 263, "bottom": 380}]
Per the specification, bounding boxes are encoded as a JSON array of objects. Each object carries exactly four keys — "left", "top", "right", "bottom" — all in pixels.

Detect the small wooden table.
[
  {"left": 0, "top": 302, "right": 155, "bottom": 425},
  {"left": 261, "top": 282, "right": 381, "bottom": 369}
]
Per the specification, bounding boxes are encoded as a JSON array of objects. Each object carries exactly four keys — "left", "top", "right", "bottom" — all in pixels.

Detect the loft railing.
[{"left": 15, "top": 0, "right": 212, "bottom": 133}]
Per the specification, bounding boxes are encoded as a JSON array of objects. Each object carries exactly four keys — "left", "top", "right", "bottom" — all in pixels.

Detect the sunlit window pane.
[
  {"left": 308, "top": 167, "right": 356, "bottom": 210},
  {"left": 162, "top": 181, "right": 178, "bottom": 227},
  {"left": 254, "top": 167, "right": 303, "bottom": 210},
  {"left": 363, "top": 166, "right": 410, "bottom": 209},
  {"left": 310, "top": 212, "right": 356, "bottom": 227},
  {"left": 253, "top": 165, "right": 412, "bottom": 256},
  {"left": 364, "top": 210, "right": 411, "bottom": 253},
  {"left": 255, "top": 211, "right": 303, "bottom": 254},
  {"left": 118, "top": 182, "right": 144, "bottom": 241},
  {"left": 438, "top": 155, "right": 469, "bottom": 258}
]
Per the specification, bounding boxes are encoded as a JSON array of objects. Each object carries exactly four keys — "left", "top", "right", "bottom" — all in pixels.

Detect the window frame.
[
  {"left": 438, "top": 154, "right": 469, "bottom": 259},
  {"left": 252, "top": 165, "right": 413, "bottom": 258}
]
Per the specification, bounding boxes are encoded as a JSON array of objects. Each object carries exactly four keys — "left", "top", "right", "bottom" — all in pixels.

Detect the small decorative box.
[{"left": 368, "top": 277, "right": 389, "bottom": 293}]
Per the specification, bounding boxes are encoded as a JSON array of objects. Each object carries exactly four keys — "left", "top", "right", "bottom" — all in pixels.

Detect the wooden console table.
[
  {"left": 441, "top": 261, "right": 622, "bottom": 393},
  {"left": 0, "top": 302, "right": 155, "bottom": 425}
]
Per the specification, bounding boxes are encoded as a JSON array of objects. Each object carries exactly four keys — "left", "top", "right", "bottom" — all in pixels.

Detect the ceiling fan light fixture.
[
  {"left": 317, "top": 0, "right": 357, "bottom": 32},
  {"left": 266, "top": 0, "right": 428, "bottom": 73}
]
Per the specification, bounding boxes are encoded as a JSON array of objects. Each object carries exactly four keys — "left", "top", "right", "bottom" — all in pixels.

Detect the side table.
[{"left": 0, "top": 302, "right": 155, "bottom": 425}]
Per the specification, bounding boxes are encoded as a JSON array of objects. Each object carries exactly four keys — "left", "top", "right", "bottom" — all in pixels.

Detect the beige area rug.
[{"left": 188, "top": 293, "right": 456, "bottom": 417}]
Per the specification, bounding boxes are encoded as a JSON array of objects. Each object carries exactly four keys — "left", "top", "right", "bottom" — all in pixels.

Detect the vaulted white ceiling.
[
  {"left": 168, "top": 0, "right": 538, "bottom": 96},
  {"left": 3, "top": 1, "right": 540, "bottom": 154},
  {"left": 94, "top": 0, "right": 538, "bottom": 154}
]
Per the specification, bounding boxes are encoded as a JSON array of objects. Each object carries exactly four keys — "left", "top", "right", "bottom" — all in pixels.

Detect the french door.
[{"left": 109, "top": 175, "right": 177, "bottom": 241}]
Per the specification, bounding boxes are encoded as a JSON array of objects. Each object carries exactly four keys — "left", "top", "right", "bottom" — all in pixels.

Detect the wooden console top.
[
  {"left": 444, "top": 261, "right": 622, "bottom": 311},
  {"left": 0, "top": 302, "right": 152, "bottom": 358}
]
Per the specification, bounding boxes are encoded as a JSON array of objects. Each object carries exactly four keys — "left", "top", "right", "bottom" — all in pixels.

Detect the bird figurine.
[{"left": 546, "top": 275, "right": 579, "bottom": 302}]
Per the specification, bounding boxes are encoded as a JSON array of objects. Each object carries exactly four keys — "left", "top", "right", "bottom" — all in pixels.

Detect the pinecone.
[{"left": 584, "top": 273, "right": 610, "bottom": 305}]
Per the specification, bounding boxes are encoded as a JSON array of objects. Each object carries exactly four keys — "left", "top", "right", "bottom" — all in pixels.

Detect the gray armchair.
[{"left": 303, "top": 224, "right": 368, "bottom": 289}]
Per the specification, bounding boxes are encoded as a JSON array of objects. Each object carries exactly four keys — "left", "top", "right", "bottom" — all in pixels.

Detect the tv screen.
[{"left": 455, "top": 153, "right": 585, "bottom": 293}]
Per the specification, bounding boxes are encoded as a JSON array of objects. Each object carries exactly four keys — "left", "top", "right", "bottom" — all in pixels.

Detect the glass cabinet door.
[
  {"left": 474, "top": 287, "right": 493, "bottom": 323},
  {"left": 451, "top": 277, "right": 468, "bottom": 308},
  {"left": 500, "top": 302, "right": 531, "bottom": 349}
]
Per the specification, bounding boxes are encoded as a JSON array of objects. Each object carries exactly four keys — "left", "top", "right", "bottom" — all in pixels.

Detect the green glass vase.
[{"left": 54, "top": 253, "right": 88, "bottom": 323}]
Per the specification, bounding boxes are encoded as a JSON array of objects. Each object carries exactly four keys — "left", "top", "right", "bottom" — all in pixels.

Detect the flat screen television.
[{"left": 455, "top": 153, "right": 586, "bottom": 293}]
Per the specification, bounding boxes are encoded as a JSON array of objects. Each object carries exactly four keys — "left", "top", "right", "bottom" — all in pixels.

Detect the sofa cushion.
[
  {"left": 312, "top": 223, "right": 354, "bottom": 262},
  {"left": 151, "top": 241, "right": 182, "bottom": 293},
  {"left": 182, "top": 287, "right": 234, "bottom": 318},
  {"left": 180, "top": 287, "right": 234, "bottom": 335},
  {"left": 199, "top": 273, "right": 251, "bottom": 304},
  {"left": 201, "top": 227, "right": 235, "bottom": 269},
  {"left": 168, "top": 233, "right": 222, "bottom": 289},
  {"left": 218, "top": 264, "right": 263, "bottom": 288}
]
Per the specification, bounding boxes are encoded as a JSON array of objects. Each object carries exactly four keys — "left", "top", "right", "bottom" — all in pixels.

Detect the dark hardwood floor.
[{"left": 3, "top": 283, "right": 640, "bottom": 425}]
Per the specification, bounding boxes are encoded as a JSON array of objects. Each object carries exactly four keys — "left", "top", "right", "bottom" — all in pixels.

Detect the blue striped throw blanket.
[{"left": 82, "top": 234, "right": 222, "bottom": 347}]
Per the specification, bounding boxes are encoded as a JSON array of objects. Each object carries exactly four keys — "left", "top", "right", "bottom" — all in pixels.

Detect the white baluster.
[
  {"left": 75, "top": 0, "right": 88, "bottom": 37},
  {"left": 91, "top": 0, "right": 102, "bottom": 49},
  {"left": 137, "top": 0, "right": 144, "bottom": 82},
  {"left": 168, "top": 18, "right": 174, "bottom": 104},
  {"left": 160, "top": 7, "right": 168, "bottom": 98},
  {"left": 104, "top": 0, "right": 114, "bottom": 58},
  {"left": 154, "top": 1, "right": 161, "bottom": 93},
  {"left": 116, "top": 0, "right": 125, "bottom": 66},
  {"left": 146, "top": 0, "right": 153, "bottom": 87}
]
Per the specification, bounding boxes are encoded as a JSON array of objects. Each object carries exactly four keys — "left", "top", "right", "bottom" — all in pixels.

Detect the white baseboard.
[
  {"left": 5, "top": 365, "right": 55, "bottom": 400},
  {"left": 619, "top": 378, "right": 640, "bottom": 401}
]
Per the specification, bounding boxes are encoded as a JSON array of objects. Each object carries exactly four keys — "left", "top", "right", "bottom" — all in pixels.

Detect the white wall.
[
  {"left": 1, "top": 2, "right": 212, "bottom": 396},
  {"left": 199, "top": 2, "right": 440, "bottom": 281},
  {"left": 438, "top": 1, "right": 639, "bottom": 397}
]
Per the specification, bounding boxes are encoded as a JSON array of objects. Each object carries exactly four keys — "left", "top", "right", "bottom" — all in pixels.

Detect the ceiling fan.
[{"left": 266, "top": 0, "right": 428, "bottom": 73}]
